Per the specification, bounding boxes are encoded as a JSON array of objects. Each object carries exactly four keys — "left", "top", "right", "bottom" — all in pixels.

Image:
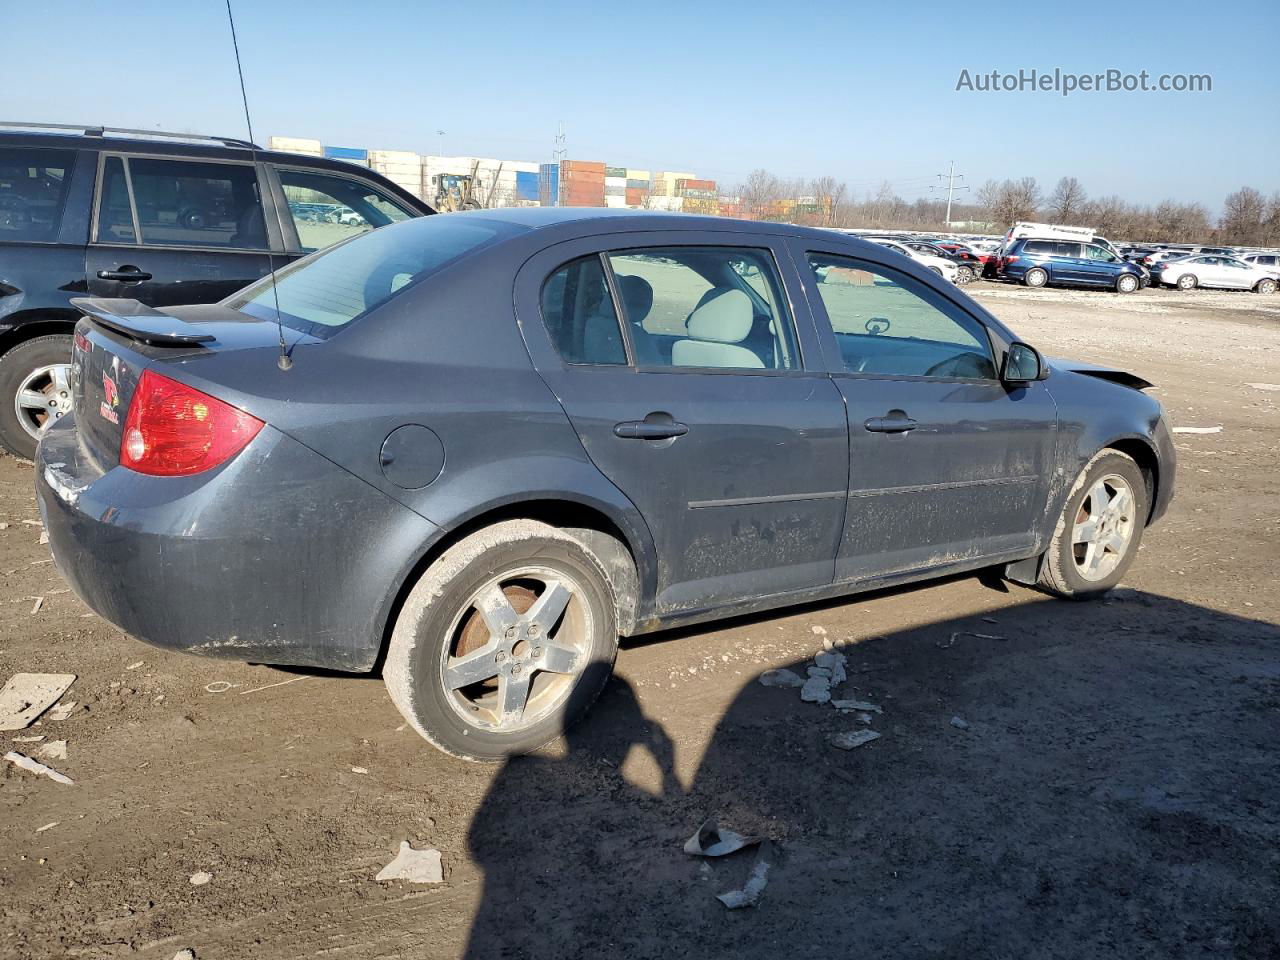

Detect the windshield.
[{"left": 226, "top": 216, "right": 512, "bottom": 338}]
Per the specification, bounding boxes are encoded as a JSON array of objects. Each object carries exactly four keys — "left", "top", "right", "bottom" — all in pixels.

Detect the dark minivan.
[
  {"left": 0, "top": 122, "right": 434, "bottom": 458},
  {"left": 999, "top": 237, "right": 1147, "bottom": 293}
]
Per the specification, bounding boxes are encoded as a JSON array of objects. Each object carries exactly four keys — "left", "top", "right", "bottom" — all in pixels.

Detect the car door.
[
  {"left": 788, "top": 240, "right": 1059, "bottom": 585},
  {"left": 86, "top": 153, "right": 283, "bottom": 306},
  {"left": 1050, "top": 241, "right": 1089, "bottom": 282},
  {"left": 1219, "top": 258, "right": 1255, "bottom": 289},
  {"left": 1080, "top": 243, "right": 1121, "bottom": 285},
  {"left": 515, "top": 230, "right": 849, "bottom": 614}
]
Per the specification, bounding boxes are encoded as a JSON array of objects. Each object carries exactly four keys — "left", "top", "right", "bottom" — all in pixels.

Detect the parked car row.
[{"left": 0, "top": 122, "right": 435, "bottom": 459}]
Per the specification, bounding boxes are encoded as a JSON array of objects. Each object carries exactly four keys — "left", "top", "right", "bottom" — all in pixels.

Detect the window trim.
[
  {"left": 599, "top": 242, "right": 807, "bottom": 376},
  {"left": 800, "top": 249, "right": 1001, "bottom": 384},
  {"left": 89, "top": 150, "right": 276, "bottom": 254},
  {"left": 0, "top": 144, "right": 79, "bottom": 247}
]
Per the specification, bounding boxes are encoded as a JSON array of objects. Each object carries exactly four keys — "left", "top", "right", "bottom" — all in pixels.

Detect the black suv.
[{"left": 0, "top": 122, "right": 434, "bottom": 458}]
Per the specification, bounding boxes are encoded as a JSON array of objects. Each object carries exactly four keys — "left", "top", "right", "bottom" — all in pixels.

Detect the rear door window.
[
  {"left": 114, "top": 157, "right": 267, "bottom": 249},
  {"left": 541, "top": 256, "right": 627, "bottom": 365},
  {"left": 0, "top": 146, "right": 76, "bottom": 243},
  {"left": 1053, "top": 242, "right": 1083, "bottom": 257},
  {"left": 276, "top": 168, "right": 415, "bottom": 253},
  {"left": 1023, "top": 240, "right": 1051, "bottom": 255}
]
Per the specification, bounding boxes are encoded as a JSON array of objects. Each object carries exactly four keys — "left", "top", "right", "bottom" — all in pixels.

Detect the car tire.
[
  {"left": 1024, "top": 267, "right": 1049, "bottom": 288},
  {"left": 929, "top": 266, "right": 943, "bottom": 277},
  {"left": 383, "top": 519, "right": 619, "bottom": 761},
  {"left": 1116, "top": 274, "right": 1139, "bottom": 294},
  {"left": 1176, "top": 274, "right": 1198, "bottom": 291},
  {"left": 957, "top": 265, "right": 975, "bottom": 283},
  {"left": 1038, "top": 449, "right": 1149, "bottom": 599},
  {"left": 1255, "top": 278, "right": 1277, "bottom": 295},
  {"left": 0, "top": 334, "right": 74, "bottom": 461}
]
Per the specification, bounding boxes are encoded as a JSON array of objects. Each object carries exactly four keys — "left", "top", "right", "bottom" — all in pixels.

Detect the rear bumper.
[{"left": 36, "top": 416, "right": 440, "bottom": 671}]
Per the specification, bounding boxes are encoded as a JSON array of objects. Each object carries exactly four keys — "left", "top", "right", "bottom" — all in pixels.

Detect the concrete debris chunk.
[
  {"left": 37, "top": 740, "right": 67, "bottom": 761},
  {"left": 376, "top": 841, "right": 443, "bottom": 884},
  {"left": 950, "top": 716, "right": 971, "bottom": 731},
  {"left": 757, "top": 669, "right": 806, "bottom": 689},
  {"left": 189, "top": 871, "right": 213, "bottom": 886},
  {"left": 716, "top": 842, "right": 773, "bottom": 909},
  {"left": 12, "top": 735, "right": 44, "bottom": 743},
  {"left": 351, "top": 766, "right": 369, "bottom": 775},
  {"left": 814, "top": 651, "right": 847, "bottom": 685},
  {"left": 47, "top": 700, "right": 77, "bottom": 722},
  {"left": 938, "top": 631, "right": 1007, "bottom": 649},
  {"left": 173, "top": 950, "right": 196, "bottom": 960},
  {"left": 832, "top": 699, "right": 882, "bottom": 714},
  {"left": 29, "top": 597, "right": 44, "bottom": 615},
  {"left": 0, "top": 674, "right": 76, "bottom": 730},
  {"left": 684, "top": 819, "right": 762, "bottom": 858},
  {"left": 807, "top": 666, "right": 832, "bottom": 679},
  {"left": 800, "top": 676, "right": 832, "bottom": 704},
  {"left": 36, "top": 821, "right": 58, "bottom": 833},
  {"left": 1246, "top": 382, "right": 1280, "bottom": 392},
  {"left": 1171, "top": 426, "right": 1221, "bottom": 434},
  {"left": 810, "top": 625, "right": 827, "bottom": 636},
  {"left": 4, "top": 751, "right": 74, "bottom": 785},
  {"left": 827, "top": 729, "right": 881, "bottom": 751}
]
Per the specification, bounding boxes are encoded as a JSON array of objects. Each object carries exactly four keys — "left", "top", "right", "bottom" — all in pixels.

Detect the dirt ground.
[{"left": 2, "top": 282, "right": 1278, "bottom": 960}]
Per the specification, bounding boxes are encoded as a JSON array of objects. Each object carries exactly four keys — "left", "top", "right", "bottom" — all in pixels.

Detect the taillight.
[
  {"left": 120, "top": 370, "right": 263, "bottom": 477},
  {"left": 1002, "top": 256, "right": 1019, "bottom": 267}
]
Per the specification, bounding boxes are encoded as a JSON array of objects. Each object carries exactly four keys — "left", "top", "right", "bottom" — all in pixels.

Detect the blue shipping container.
[
  {"left": 539, "top": 163, "right": 559, "bottom": 207},
  {"left": 323, "top": 145, "right": 368, "bottom": 161},
  {"left": 516, "top": 170, "right": 539, "bottom": 201}
]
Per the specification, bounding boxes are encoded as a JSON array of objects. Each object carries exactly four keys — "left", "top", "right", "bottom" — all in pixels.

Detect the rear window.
[
  {"left": 0, "top": 146, "right": 76, "bottom": 243},
  {"left": 227, "top": 216, "right": 509, "bottom": 338}
]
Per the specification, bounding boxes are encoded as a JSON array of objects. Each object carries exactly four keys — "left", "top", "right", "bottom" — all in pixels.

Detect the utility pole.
[
  {"left": 551, "top": 122, "right": 567, "bottom": 207},
  {"left": 932, "top": 161, "right": 969, "bottom": 228}
]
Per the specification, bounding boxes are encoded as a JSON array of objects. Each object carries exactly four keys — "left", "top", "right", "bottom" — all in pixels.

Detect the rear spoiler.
[{"left": 70, "top": 297, "right": 216, "bottom": 347}]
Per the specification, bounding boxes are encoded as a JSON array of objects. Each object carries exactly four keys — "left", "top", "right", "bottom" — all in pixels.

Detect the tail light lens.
[
  {"left": 1002, "top": 256, "right": 1019, "bottom": 268},
  {"left": 121, "top": 370, "right": 263, "bottom": 476}
]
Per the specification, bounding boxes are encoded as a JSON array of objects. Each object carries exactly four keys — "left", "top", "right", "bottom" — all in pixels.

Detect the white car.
[
  {"left": 869, "top": 238, "right": 960, "bottom": 284},
  {"left": 1241, "top": 252, "right": 1280, "bottom": 275},
  {"left": 1158, "top": 255, "right": 1279, "bottom": 293}
]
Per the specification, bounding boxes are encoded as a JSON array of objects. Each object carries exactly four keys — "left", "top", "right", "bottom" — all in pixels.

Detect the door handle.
[
  {"left": 864, "top": 414, "right": 918, "bottom": 433},
  {"left": 614, "top": 419, "right": 689, "bottom": 440},
  {"left": 97, "top": 269, "right": 153, "bottom": 282}
]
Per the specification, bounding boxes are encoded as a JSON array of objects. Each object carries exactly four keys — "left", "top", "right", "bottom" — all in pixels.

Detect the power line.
[{"left": 931, "top": 161, "right": 970, "bottom": 226}]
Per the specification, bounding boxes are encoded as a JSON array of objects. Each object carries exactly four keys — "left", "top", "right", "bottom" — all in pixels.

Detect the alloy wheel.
[
  {"left": 1071, "top": 474, "right": 1136, "bottom": 582},
  {"left": 439, "top": 566, "right": 591, "bottom": 733},
  {"left": 14, "top": 363, "right": 73, "bottom": 442}
]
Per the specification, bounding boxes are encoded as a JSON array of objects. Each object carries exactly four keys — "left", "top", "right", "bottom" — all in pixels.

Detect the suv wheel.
[
  {"left": 0, "top": 335, "right": 74, "bottom": 460},
  {"left": 384, "top": 520, "right": 619, "bottom": 761},
  {"left": 1177, "top": 273, "right": 1198, "bottom": 291},
  {"left": 1024, "top": 267, "right": 1049, "bottom": 288},
  {"left": 1039, "top": 450, "right": 1148, "bottom": 599},
  {"left": 1116, "top": 274, "right": 1139, "bottom": 294},
  {"left": 1255, "top": 278, "right": 1277, "bottom": 295}
]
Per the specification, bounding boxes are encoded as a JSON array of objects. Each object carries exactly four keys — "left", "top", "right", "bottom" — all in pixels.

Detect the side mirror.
[{"left": 1002, "top": 342, "right": 1045, "bottom": 384}]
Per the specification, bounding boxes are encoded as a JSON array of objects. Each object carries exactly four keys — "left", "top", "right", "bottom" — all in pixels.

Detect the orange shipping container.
[{"left": 561, "top": 160, "right": 606, "bottom": 173}]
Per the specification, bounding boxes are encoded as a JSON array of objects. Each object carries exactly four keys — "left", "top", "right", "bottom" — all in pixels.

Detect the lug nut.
[
  {"left": 527, "top": 624, "right": 541, "bottom": 638},
  {"left": 504, "top": 627, "right": 517, "bottom": 640},
  {"left": 511, "top": 663, "right": 523, "bottom": 676},
  {"left": 531, "top": 646, "right": 543, "bottom": 658},
  {"left": 495, "top": 650, "right": 507, "bottom": 663}
]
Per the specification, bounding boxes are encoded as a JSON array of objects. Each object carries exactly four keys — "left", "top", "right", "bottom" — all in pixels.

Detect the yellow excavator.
[{"left": 434, "top": 160, "right": 504, "bottom": 212}]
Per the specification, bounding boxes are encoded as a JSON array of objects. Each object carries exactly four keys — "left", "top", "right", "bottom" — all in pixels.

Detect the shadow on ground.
[{"left": 463, "top": 589, "right": 1280, "bottom": 959}]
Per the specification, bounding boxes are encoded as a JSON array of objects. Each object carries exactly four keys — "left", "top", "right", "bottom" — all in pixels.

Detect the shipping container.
[
  {"left": 625, "top": 169, "right": 650, "bottom": 182},
  {"left": 605, "top": 166, "right": 627, "bottom": 178},
  {"left": 539, "top": 163, "right": 559, "bottom": 207},
  {"left": 676, "top": 178, "right": 716, "bottom": 192},
  {"left": 604, "top": 186, "right": 625, "bottom": 197},
  {"left": 562, "top": 159, "right": 606, "bottom": 173},
  {"left": 605, "top": 196, "right": 628, "bottom": 208},
  {"left": 605, "top": 176, "right": 626, "bottom": 187},
  {"left": 268, "top": 136, "right": 323, "bottom": 156},
  {"left": 323, "top": 145, "right": 368, "bottom": 161},
  {"left": 625, "top": 188, "right": 647, "bottom": 206},
  {"left": 625, "top": 178, "right": 648, "bottom": 190},
  {"left": 516, "top": 171, "right": 539, "bottom": 201}
]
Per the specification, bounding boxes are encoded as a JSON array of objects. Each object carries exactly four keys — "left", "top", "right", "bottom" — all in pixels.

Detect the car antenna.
[{"left": 225, "top": 0, "right": 291, "bottom": 371}]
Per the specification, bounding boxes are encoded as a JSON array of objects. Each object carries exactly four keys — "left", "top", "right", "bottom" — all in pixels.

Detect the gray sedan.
[{"left": 36, "top": 209, "right": 1175, "bottom": 760}]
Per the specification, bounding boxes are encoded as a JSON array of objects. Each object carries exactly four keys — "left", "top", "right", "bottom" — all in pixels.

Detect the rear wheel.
[
  {"left": 383, "top": 520, "right": 619, "bottom": 761},
  {"left": 1116, "top": 274, "right": 1139, "bottom": 294},
  {"left": 956, "top": 264, "right": 976, "bottom": 283},
  {"left": 0, "top": 334, "right": 74, "bottom": 460},
  {"left": 1024, "top": 267, "right": 1049, "bottom": 288},
  {"left": 1255, "top": 278, "right": 1277, "bottom": 295},
  {"left": 1176, "top": 273, "right": 1198, "bottom": 291},
  {"left": 1039, "top": 450, "right": 1148, "bottom": 598}
]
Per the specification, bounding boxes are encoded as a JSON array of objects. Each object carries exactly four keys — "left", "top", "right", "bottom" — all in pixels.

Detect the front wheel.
[
  {"left": 956, "top": 265, "right": 976, "bottom": 283},
  {"left": 1255, "top": 278, "right": 1277, "bottom": 295},
  {"left": 0, "top": 334, "right": 74, "bottom": 460},
  {"left": 383, "top": 520, "right": 619, "bottom": 761},
  {"left": 1176, "top": 273, "right": 1198, "bottom": 291},
  {"left": 1024, "top": 267, "right": 1049, "bottom": 288},
  {"left": 1116, "top": 274, "right": 1139, "bottom": 294},
  {"left": 1039, "top": 450, "right": 1149, "bottom": 598}
]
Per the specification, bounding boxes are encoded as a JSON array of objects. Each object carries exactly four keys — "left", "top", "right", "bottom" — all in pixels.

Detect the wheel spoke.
[
  {"left": 17, "top": 389, "right": 49, "bottom": 411},
  {"left": 474, "top": 583, "right": 519, "bottom": 637},
  {"left": 525, "top": 580, "right": 572, "bottom": 634},
  {"left": 1107, "top": 487, "right": 1130, "bottom": 519},
  {"left": 51, "top": 364, "right": 71, "bottom": 394},
  {"left": 1087, "top": 480, "right": 1110, "bottom": 517},
  {"left": 497, "top": 672, "right": 531, "bottom": 723},
  {"left": 1103, "top": 533, "right": 1127, "bottom": 556},
  {"left": 1072, "top": 519, "right": 1098, "bottom": 544},
  {"left": 537, "top": 641, "right": 580, "bottom": 676},
  {"left": 1081, "top": 540, "right": 1101, "bottom": 575},
  {"left": 444, "top": 642, "right": 500, "bottom": 690}
]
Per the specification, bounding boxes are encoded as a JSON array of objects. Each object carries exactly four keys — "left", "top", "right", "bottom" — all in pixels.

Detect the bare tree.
[
  {"left": 1048, "top": 177, "right": 1087, "bottom": 222},
  {"left": 1220, "top": 186, "right": 1267, "bottom": 245},
  {"left": 738, "top": 169, "right": 786, "bottom": 221},
  {"left": 808, "top": 176, "right": 847, "bottom": 226}
]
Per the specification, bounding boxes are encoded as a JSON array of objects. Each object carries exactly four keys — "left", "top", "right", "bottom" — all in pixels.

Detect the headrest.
[
  {"left": 615, "top": 274, "right": 653, "bottom": 324},
  {"left": 685, "top": 288, "right": 752, "bottom": 344}
]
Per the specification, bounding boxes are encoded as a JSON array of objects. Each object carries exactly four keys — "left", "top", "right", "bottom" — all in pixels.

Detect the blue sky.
[{"left": 5, "top": 1, "right": 1276, "bottom": 212}]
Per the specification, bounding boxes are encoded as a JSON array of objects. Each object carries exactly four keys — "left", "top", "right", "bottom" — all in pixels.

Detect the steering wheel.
[
  {"left": 924, "top": 351, "right": 993, "bottom": 379},
  {"left": 865, "top": 316, "right": 890, "bottom": 335}
]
